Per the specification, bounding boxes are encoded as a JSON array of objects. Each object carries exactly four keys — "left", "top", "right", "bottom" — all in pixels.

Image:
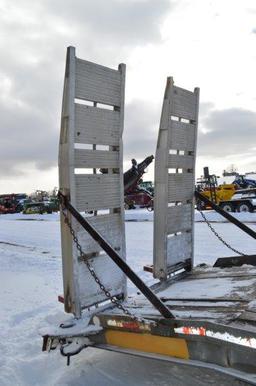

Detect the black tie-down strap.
[{"left": 58, "top": 192, "right": 174, "bottom": 319}]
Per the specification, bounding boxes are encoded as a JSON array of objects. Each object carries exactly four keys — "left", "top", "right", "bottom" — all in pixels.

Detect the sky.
[{"left": 0, "top": 0, "right": 256, "bottom": 193}]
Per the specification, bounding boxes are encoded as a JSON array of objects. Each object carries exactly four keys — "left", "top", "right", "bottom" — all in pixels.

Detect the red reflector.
[
  {"left": 58, "top": 295, "right": 64, "bottom": 303},
  {"left": 143, "top": 264, "right": 153, "bottom": 273}
]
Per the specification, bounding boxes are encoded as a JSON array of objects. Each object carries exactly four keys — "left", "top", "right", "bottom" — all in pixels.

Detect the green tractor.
[
  {"left": 23, "top": 202, "right": 53, "bottom": 215},
  {"left": 47, "top": 197, "right": 59, "bottom": 212}
]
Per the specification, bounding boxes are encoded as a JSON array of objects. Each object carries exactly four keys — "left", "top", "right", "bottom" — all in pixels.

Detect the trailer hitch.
[{"left": 60, "top": 338, "right": 89, "bottom": 366}]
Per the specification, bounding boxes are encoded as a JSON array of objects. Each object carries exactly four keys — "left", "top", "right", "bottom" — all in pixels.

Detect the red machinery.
[
  {"left": 0, "top": 193, "right": 26, "bottom": 214},
  {"left": 123, "top": 156, "right": 154, "bottom": 209},
  {"left": 0, "top": 194, "right": 18, "bottom": 214}
]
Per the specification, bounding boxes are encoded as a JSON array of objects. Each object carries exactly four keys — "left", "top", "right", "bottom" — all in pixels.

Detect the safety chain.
[
  {"left": 60, "top": 202, "right": 143, "bottom": 323},
  {"left": 198, "top": 209, "right": 248, "bottom": 257}
]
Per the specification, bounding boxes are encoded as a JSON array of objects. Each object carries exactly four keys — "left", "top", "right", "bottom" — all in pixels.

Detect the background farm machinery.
[
  {"left": 0, "top": 193, "right": 27, "bottom": 214},
  {"left": 0, "top": 190, "right": 59, "bottom": 215},
  {"left": 196, "top": 167, "right": 256, "bottom": 212},
  {"left": 123, "top": 155, "right": 154, "bottom": 209}
]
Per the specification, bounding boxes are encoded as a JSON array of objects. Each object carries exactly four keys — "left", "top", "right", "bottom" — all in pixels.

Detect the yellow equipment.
[
  {"left": 196, "top": 167, "right": 237, "bottom": 209},
  {"left": 199, "top": 184, "right": 236, "bottom": 208}
]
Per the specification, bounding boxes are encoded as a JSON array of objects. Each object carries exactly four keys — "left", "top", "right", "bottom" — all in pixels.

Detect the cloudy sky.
[{"left": 1, "top": 0, "right": 256, "bottom": 193}]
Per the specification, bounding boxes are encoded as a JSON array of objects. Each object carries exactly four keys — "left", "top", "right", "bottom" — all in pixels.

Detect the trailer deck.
[
  {"left": 108, "top": 265, "right": 256, "bottom": 321},
  {"left": 42, "top": 264, "right": 256, "bottom": 384}
]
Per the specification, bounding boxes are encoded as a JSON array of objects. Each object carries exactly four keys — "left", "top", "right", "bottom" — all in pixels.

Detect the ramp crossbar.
[{"left": 59, "top": 192, "right": 174, "bottom": 319}]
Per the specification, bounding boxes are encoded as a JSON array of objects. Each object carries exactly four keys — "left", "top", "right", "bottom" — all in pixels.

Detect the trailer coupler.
[
  {"left": 43, "top": 334, "right": 95, "bottom": 366},
  {"left": 60, "top": 337, "right": 89, "bottom": 366},
  {"left": 42, "top": 315, "right": 104, "bottom": 366}
]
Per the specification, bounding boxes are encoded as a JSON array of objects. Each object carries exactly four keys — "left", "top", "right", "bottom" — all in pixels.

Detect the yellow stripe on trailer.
[{"left": 105, "top": 330, "right": 189, "bottom": 359}]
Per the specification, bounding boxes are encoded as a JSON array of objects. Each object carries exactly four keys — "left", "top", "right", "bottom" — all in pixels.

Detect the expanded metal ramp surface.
[
  {"left": 153, "top": 77, "right": 199, "bottom": 279},
  {"left": 59, "top": 47, "right": 126, "bottom": 317}
]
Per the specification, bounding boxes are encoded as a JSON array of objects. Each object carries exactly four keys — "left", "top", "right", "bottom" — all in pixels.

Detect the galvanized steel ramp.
[
  {"left": 59, "top": 46, "right": 126, "bottom": 317},
  {"left": 153, "top": 77, "right": 199, "bottom": 279}
]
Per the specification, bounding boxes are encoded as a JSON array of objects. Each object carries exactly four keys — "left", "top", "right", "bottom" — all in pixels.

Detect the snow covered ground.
[
  {"left": 3, "top": 208, "right": 256, "bottom": 224},
  {"left": 0, "top": 210, "right": 256, "bottom": 385}
]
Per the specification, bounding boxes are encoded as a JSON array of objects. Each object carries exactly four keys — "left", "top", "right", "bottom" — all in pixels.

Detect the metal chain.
[
  {"left": 60, "top": 203, "right": 143, "bottom": 322},
  {"left": 198, "top": 209, "right": 248, "bottom": 257}
]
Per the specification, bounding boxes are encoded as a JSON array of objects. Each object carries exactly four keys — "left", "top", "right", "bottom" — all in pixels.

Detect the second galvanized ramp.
[{"left": 153, "top": 77, "right": 199, "bottom": 279}]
